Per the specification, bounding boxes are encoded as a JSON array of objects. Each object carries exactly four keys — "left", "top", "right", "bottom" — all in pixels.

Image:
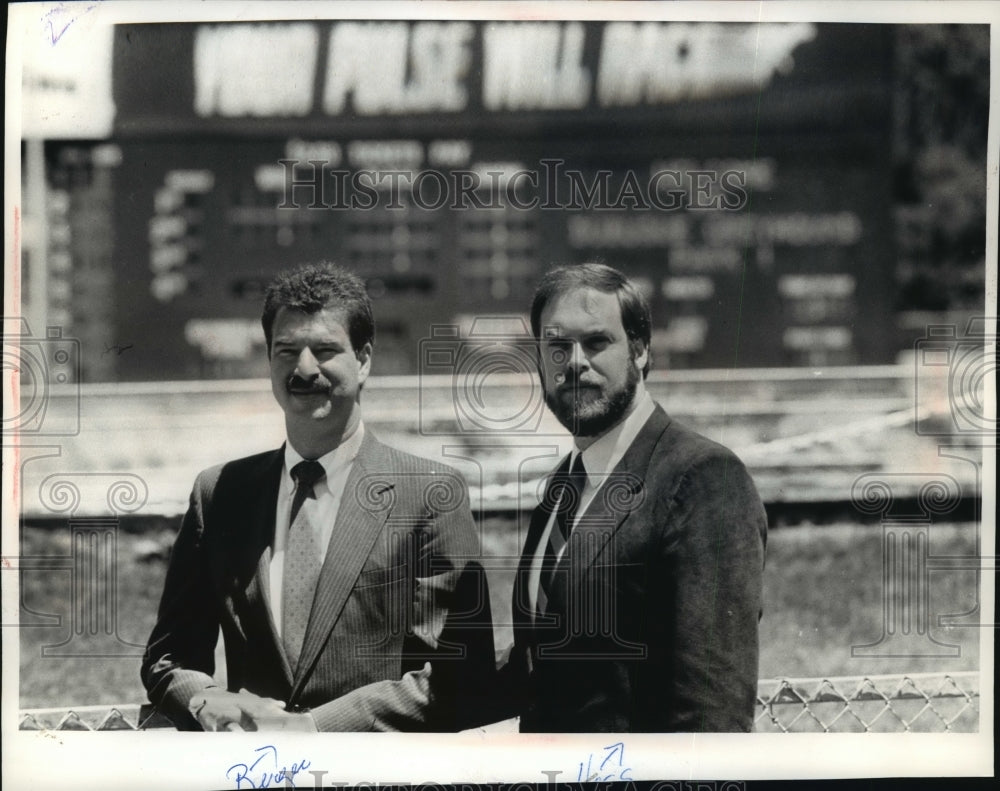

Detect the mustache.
[
  {"left": 554, "top": 371, "right": 598, "bottom": 389},
  {"left": 286, "top": 374, "right": 331, "bottom": 392}
]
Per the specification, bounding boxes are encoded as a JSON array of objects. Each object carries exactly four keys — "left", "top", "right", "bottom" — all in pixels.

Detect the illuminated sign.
[{"left": 132, "top": 21, "right": 817, "bottom": 120}]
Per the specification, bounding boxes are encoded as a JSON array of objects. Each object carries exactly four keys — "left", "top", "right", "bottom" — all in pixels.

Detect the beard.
[{"left": 544, "top": 361, "right": 640, "bottom": 438}]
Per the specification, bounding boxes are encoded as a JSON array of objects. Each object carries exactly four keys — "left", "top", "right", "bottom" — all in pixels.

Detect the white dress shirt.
[
  {"left": 268, "top": 423, "right": 365, "bottom": 638},
  {"left": 528, "top": 391, "right": 656, "bottom": 618}
]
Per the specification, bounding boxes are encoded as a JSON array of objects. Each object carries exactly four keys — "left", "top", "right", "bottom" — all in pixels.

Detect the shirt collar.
[
  {"left": 284, "top": 422, "right": 365, "bottom": 486},
  {"left": 576, "top": 390, "right": 655, "bottom": 483}
]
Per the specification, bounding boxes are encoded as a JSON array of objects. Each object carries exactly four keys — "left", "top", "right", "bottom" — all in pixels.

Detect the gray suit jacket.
[
  {"left": 501, "top": 404, "right": 767, "bottom": 731},
  {"left": 142, "top": 432, "right": 495, "bottom": 731}
]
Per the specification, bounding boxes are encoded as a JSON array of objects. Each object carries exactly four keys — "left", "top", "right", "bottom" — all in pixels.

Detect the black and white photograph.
[{"left": 3, "top": 0, "right": 996, "bottom": 788}]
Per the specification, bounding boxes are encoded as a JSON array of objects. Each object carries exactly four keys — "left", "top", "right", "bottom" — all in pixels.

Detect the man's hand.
[{"left": 188, "top": 688, "right": 317, "bottom": 732}]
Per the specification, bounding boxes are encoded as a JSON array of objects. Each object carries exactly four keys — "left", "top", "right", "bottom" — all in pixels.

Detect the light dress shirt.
[
  {"left": 268, "top": 423, "right": 365, "bottom": 638},
  {"left": 527, "top": 391, "right": 656, "bottom": 619}
]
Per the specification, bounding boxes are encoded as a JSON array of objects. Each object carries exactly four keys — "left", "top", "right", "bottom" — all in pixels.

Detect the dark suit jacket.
[
  {"left": 141, "top": 432, "right": 495, "bottom": 731},
  {"left": 501, "top": 404, "right": 767, "bottom": 732}
]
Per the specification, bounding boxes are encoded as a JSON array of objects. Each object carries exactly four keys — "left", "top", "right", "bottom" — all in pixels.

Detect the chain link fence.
[
  {"left": 755, "top": 671, "right": 979, "bottom": 733},
  {"left": 19, "top": 672, "right": 979, "bottom": 732}
]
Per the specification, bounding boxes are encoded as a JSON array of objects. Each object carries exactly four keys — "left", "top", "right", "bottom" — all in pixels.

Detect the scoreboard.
[{"left": 93, "top": 21, "right": 894, "bottom": 380}]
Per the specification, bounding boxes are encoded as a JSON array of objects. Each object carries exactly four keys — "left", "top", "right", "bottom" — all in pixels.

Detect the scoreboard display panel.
[{"left": 104, "top": 21, "right": 894, "bottom": 380}]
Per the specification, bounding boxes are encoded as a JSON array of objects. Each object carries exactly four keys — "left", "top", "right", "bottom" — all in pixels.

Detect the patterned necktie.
[
  {"left": 282, "top": 460, "right": 326, "bottom": 671},
  {"left": 539, "top": 454, "right": 587, "bottom": 608}
]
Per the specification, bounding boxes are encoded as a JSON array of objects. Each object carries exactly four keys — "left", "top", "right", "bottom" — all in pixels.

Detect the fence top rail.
[
  {"left": 760, "top": 671, "right": 979, "bottom": 684},
  {"left": 19, "top": 671, "right": 979, "bottom": 720}
]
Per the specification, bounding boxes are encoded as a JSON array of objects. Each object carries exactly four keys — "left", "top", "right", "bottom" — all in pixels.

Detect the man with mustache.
[
  {"left": 498, "top": 263, "right": 767, "bottom": 732},
  {"left": 142, "top": 262, "right": 494, "bottom": 731}
]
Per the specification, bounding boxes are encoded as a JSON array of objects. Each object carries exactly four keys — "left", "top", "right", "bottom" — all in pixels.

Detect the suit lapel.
[
  {"left": 513, "top": 455, "right": 571, "bottom": 634},
  {"left": 291, "top": 433, "right": 393, "bottom": 694},
  {"left": 229, "top": 448, "right": 295, "bottom": 688},
  {"left": 560, "top": 406, "right": 672, "bottom": 589}
]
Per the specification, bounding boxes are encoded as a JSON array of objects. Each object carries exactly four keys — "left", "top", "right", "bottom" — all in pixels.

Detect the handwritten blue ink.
[
  {"left": 226, "top": 745, "right": 312, "bottom": 789},
  {"left": 577, "top": 742, "right": 634, "bottom": 782},
  {"left": 42, "top": 3, "right": 97, "bottom": 46}
]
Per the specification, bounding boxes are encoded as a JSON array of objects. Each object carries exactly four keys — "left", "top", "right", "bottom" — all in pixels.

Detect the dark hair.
[
  {"left": 530, "top": 263, "right": 652, "bottom": 377},
  {"left": 261, "top": 262, "right": 374, "bottom": 354}
]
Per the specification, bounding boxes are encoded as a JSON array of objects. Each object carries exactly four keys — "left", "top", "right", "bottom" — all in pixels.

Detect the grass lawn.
[{"left": 17, "top": 520, "right": 982, "bottom": 709}]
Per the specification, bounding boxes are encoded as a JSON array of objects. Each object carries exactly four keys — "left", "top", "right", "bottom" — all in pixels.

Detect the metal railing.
[{"left": 19, "top": 672, "right": 979, "bottom": 732}]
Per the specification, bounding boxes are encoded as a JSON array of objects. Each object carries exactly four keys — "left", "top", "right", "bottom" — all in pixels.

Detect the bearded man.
[{"left": 497, "top": 263, "right": 767, "bottom": 732}]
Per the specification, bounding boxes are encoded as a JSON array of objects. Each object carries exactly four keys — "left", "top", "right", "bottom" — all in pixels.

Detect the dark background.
[{"left": 30, "top": 22, "right": 989, "bottom": 382}]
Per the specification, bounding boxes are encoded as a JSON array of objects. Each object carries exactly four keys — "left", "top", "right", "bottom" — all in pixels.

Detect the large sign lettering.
[{"left": 184, "top": 21, "right": 815, "bottom": 118}]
